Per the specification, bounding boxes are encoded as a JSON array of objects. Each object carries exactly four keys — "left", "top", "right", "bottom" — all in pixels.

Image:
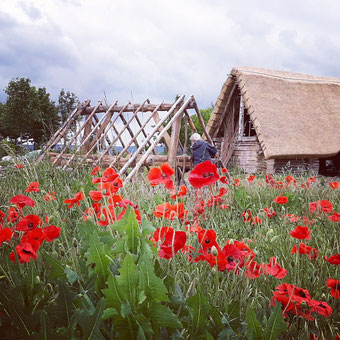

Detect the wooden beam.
[
  {"left": 213, "top": 81, "right": 238, "bottom": 139},
  {"left": 52, "top": 101, "right": 101, "bottom": 166},
  {"left": 115, "top": 103, "right": 163, "bottom": 164},
  {"left": 95, "top": 103, "right": 131, "bottom": 164},
  {"left": 152, "top": 111, "right": 172, "bottom": 150},
  {"left": 167, "top": 108, "right": 183, "bottom": 168},
  {"left": 37, "top": 100, "right": 90, "bottom": 162},
  {"left": 192, "top": 99, "right": 213, "bottom": 145},
  {"left": 123, "top": 95, "right": 194, "bottom": 181},
  {"left": 116, "top": 95, "right": 186, "bottom": 174},
  {"left": 80, "top": 101, "right": 196, "bottom": 115}
]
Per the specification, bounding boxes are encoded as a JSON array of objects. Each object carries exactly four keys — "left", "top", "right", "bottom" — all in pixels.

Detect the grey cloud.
[{"left": 19, "top": 1, "right": 42, "bottom": 21}]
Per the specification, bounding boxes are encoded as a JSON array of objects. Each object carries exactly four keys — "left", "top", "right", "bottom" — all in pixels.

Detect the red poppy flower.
[
  {"left": 10, "top": 195, "right": 35, "bottom": 209},
  {"left": 188, "top": 160, "right": 219, "bottom": 189},
  {"left": 16, "top": 215, "right": 42, "bottom": 232},
  {"left": 324, "top": 254, "right": 340, "bottom": 265},
  {"left": 148, "top": 163, "right": 175, "bottom": 189},
  {"left": 263, "top": 207, "right": 277, "bottom": 218},
  {"left": 291, "top": 243, "right": 318, "bottom": 261},
  {"left": 251, "top": 216, "right": 262, "bottom": 225},
  {"left": 247, "top": 175, "right": 256, "bottom": 183},
  {"left": 0, "top": 227, "right": 13, "bottom": 246},
  {"left": 7, "top": 207, "right": 20, "bottom": 223},
  {"left": 232, "top": 179, "right": 240, "bottom": 187},
  {"left": 328, "top": 212, "right": 340, "bottom": 222},
  {"left": 310, "top": 200, "right": 333, "bottom": 214},
  {"left": 153, "top": 202, "right": 188, "bottom": 220},
  {"left": 150, "top": 227, "right": 173, "bottom": 243},
  {"left": 0, "top": 210, "right": 5, "bottom": 225},
  {"left": 241, "top": 210, "right": 252, "bottom": 223},
  {"left": 91, "top": 166, "right": 101, "bottom": 175},
  {"left": 43, "top": 192, "right": 57, "bottom": 201},
  {"left": 170, "top": 185, "right": 187, "bottom": 199},
  {"left": 265, "top": 174, "right": 275, "bottom": 186},
  {"left": 96, "top": 205, "right": 116, "bottom": 226},
  {"left": 102, "top": 167, "right": 119, "bottom": 183},
  {"left": 273, "top": 196, "right": 288, "bottom": 204},
  {"left": 227, "top": 240, "right": 256, "bottom": 260},
  {"left": 220, "top": 204, "right": 229, "bottom": 209},
  {"left": 64, "top": 192, "right": 85, "bottom": 209},
  {"left": 309, "top": 300, "right": 333, "bottom": 318},
  {"left": 289, "top": 225, "right": 311, "bottom": 240},
  {"left": 265, "top": 257, "right": 288, "bottom": 279},
  {"left": 221, "top": 168, "right": 228, "bottom": 174},
  {"left": 320, "top": 200, "right": 333, "bottom": 213},
  {"left": 219, "top": 176, "right": 228, "bottom": 184},
  {"left": 42, "top": 225, "right": 61, "bottom": 242},
  {"left": 285, "top": 175, "right": 297, "bottom": 186},
  {"left": 326, "top": 278, "right": 340, "bottom": 299},
  {"left": 15, "top": 163, "right": 24, "bottom": 169},
  {"left": 329, "top": 181, "right": 339, "bottom": 190},
  {"left": 198, "top": 229, "right": 219, "bottom": 251},
  {"left": 158, "top": 230, "right": 187, "bottom": 259},
  {"left": 111, "top": 177, "right": 124, "bottom": 193},
  {"left": 221, "top": 243, "right": 244, "bottom": 272},
  {"left": 89, "top": 190, "right": 103, "bottom": 202},
  {"left": 245, "top": 260, "right": 264, "bottom": 279},
  {"left": 25, "top": 181, "right": 40, "bottom": 192},
  {"left": 9, "top": 242, "right": 38, "bottom": 263}
]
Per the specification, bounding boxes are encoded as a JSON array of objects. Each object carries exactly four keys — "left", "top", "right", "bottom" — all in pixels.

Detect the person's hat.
[{"left": 190, "top": 133, "right": 201, "bottom": 142}]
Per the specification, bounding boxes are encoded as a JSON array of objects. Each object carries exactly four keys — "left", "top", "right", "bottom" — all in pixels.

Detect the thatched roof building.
[{"left": 207, "top": 66, "right": 340, "bottom": 174}]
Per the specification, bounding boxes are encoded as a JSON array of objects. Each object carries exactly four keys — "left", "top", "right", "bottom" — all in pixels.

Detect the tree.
[
  {"left": 57, "top": 89, "right": 79, "bottom": 147},
  {"left": 0, "top": 78, "right": 60, "bottom": 148},
  {"left": 179, "top": 106, "right": 213, "bottom": 153}
]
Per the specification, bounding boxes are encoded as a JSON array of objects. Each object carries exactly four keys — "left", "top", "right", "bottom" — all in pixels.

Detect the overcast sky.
[{"left": 1, "top": 0, "right": 340, "bottom": 109}]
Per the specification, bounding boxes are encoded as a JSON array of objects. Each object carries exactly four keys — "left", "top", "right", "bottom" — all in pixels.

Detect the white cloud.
[{"left": 0, "top": 0, "right": 340, "bottom": 108}]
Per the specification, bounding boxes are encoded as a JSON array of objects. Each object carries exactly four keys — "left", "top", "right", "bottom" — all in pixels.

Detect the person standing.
[{"left": 190, "top": 133, "right": 217, "bottom": 166}]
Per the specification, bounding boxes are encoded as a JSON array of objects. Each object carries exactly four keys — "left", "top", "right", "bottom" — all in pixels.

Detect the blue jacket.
[{"left": 191, "top": 140, "right": 217, "bottom": 166}]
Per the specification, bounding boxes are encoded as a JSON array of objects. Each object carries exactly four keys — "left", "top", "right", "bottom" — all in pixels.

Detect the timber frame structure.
[
  {"left": 206, "top": 67, "right": 340, "bottom": 175},
  {"left": 38, "top": 95, "right": 212, "bottom": 181}
]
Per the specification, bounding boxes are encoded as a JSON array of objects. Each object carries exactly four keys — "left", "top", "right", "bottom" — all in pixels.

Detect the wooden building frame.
[
  {"left": 206, "top": 67, "right": 340, "bottom": 175},
  {"left": 38, "top": 95, "right": 211, "bottom": 181}
]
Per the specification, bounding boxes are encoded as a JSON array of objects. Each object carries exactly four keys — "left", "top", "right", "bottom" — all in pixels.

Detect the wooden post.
[
  {"left": 81, "top": 114, "right": 94, "bottom": 154},
  {"left": 122, "top": 95, "right": 193, "bottom": 181},
  {"left": 37, "top": 100, "right": 90, "bottom": 162},
  {"left": 167, "top": 108, "right": 183, "bottom": 168},
  {"left": 237, "top": 99, "right": 244, "bottom": 140},
  {"left": 117, "top": 95, "right": 186, "bottom": 174},
  {"left": 192, "top": 100, "right": 213, "bottom": 145},
  {"left": 152, "top": 111, "right": 172, "bottom": 150},
  {"left": 52, "top": 101, "right": 101, "bottom": 166}
]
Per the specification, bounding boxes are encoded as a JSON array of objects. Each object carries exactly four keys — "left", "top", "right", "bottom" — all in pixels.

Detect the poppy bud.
[
  {"left": 300, "top": 300, "right": 308, "bottom": 307},
  {"left": 211, "top": 267, "right": 217, "bottom": 273},
  {"left": 271, "top": 236, "right": 279, "bottom": 243},
  {"left": 266, "top": 229, "right": 274, "bottom": 237},
  {"left": 34, "top": 276, "right": 40, "bottom": 284},
  {"left": 73, "top": 238, "right": 78, "bottom": 248},
  {"left": 228, "top": 239, "right": 234, "bottom": 244},
  {"left": 52, "top": 250, "right": 58, "bottom": 258},
  {"left": 59, "top": 249, "right": 65, "bottom": 256},
  {"left": 99, "top": 213, "right": 106, "bottom": 221},
  {"left": 211, "top": 246, "right": 218, "bottom": 256}
]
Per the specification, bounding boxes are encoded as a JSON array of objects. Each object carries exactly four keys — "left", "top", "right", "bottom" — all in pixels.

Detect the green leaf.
[
  {"left": 148, "top": 302, "right": 182, "bottom": 329},
  {"left": 65, "top": 266, "right": 80, "bottom": 285},
  {"left": 246, "top": 308, "right": 264, "bottom": 340},
  {"left": 141, "top": 219, "right": 155, "bottom": 237},
  {"left": 42, "top": 251, "right": 66, "bottom": 280},
  {"left": 139, "top": 254, "right": 169, "bottom": 302},
  {"left": 227, "top": 301, "right": 242, "bottom": 331},
  {"left": 102, "top": 308, "right": 118, "bottom": 320},
  {"left": 73, "top": 298, "right": 105, "bottom": 340},
  {"left": 87, "top": 232, "right": 110, "bottom": 289},
  {"left": 264, "top": 303, "right": 287, "bottom": 340},
  {"left": 187, "top": 290, "right": 210, "bottom": 334},
  {"left": 116, "top": 253, "right": 139, "bottom": 304},
  {"left": 121, "top": 300, "right": 132, "bottom": 318}
]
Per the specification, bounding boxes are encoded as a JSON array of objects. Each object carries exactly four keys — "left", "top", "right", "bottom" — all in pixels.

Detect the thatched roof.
[{"left": 207, "top": 66, "right": 340, "bottom": 159}]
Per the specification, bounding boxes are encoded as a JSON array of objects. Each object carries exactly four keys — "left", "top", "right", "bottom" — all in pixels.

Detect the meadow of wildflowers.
[{"left": 0, "top": 160, "right": 339, "bottom": 339}]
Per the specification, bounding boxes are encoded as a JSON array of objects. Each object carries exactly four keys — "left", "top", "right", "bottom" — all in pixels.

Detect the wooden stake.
[{"left": 122, "top": 95, "right": 193, "bottom": 181}]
